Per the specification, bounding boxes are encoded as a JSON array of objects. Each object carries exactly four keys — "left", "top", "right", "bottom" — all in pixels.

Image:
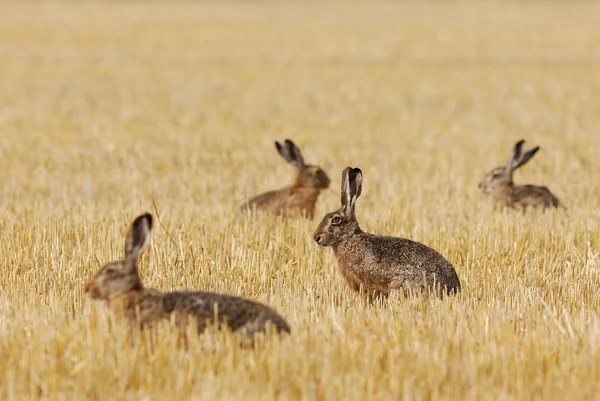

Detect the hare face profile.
[
  {"left": 478, "top": 139, "right": 562, "bottom": 210},
  {"left": 86, "top": 215, "right": 151, "bottom": 301},
  {"left": 86, "top": 214, "right": 290, "bottom": 343},
  {"left": 313, "top": 168, "right": 461, "bottom": 298},
  {"left": 239, "top": 139, "right": 331, "bottom": 219}
]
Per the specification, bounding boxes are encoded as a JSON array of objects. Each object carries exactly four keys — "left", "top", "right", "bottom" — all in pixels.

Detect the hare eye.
[
  {"left": 105, "top": 268, "right": 116, "bottom": 275},
  {"left": 331, "top": 216, "right": 341, "bottom": 225}
]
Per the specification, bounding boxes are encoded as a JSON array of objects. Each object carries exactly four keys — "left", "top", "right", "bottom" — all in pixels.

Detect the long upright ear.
[
  {"left": 341, "top": 167, "right": 352, "bottom": 208},
  {"left": 348, "top": 168, "right": 363, "bottom": 212},
  {"left": 341, "top": 167, "right": 363, "bottom": 215},
  {"left": 275, "top": 139, "right": 304, "bottom": 168},
  {"left": 124, "top": 213, "right": 153, "bottom": 261},
  {"left": 506, "top": 139, "right": 525, "bottom": 172},
  {"left": 514, "top": 146, "right": 539, "bottom": 170},
  {"left": 285, "top": 139, "right": 305, "bottom": 167}
]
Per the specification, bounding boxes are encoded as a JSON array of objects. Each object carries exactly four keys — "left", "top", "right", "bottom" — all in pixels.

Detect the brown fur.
[
  {"left": 313, "top": 167, "right": 461, "bottom": 298},
  {"left": 478, "top": 139, "right": 563, "bottom": 211},
  {"left": 239, "top": 139, "right": 330, "bottom": 219},
  {"left": 85, "top": 214, "right": 290, "bottom": 344}
]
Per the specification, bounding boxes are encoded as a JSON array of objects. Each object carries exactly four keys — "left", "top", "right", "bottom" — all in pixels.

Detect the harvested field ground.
[{"left": 1, "top": 1, "right": 600, "bottom": 399}]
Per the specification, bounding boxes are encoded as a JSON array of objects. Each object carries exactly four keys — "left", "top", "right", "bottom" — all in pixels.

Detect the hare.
[
  {"left": 478, "top": 139, "right": 562, "bottom": 210},
  {"left": 85, "top": 213, "right": 290, "bottom": 343},
  {"left": 239, "top": 139, "right": 331, "bottom": 219},
  {"left": 313, "top": 167, "right": 461, "bottom": 298}
]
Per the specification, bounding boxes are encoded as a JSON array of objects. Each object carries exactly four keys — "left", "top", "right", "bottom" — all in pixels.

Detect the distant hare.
[
  {"left": 313, "top": 167, "right": 461, "bottom": 298},
  {"left": 85, "top": 213, "right": 290, "bottom": 343},
  {"left": 239, "top": 139, "right": 331, "bottom": 219},
  {"left": 478, "top": 139, "right": 562, "bottom": 210}
]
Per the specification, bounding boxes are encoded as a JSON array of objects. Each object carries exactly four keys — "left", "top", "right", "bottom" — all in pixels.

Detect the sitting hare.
[
  {"left": 478, "top": 139, "right": 562, "bottom": 210},
  {"left": 313, "top": 167, "right": 461, "bottom": 298},
  {"left": 239, "top": 139, "right": 331, "bottom": 219},
  {"left": 85, "top": 213, "right": 290, "bottom": 343}
]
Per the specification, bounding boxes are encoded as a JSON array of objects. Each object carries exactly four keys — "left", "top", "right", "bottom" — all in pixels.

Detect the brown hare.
[
  {"left": 239, "top": 139, "right": 331, "bottom": 219},
  {"left": 313, "top": 167, "right": 461, "bottom": 298},
  {"left": 85, "top": 213, "right": 290, "bottom": 343},
  {"left": 478, "top": 139, "right": 562, "bottom": 210}
]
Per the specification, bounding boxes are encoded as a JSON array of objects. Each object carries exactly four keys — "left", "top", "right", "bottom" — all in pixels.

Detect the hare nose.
[
  {"left": 85, "top": 280, "right": 97, "bottom": 293},
  {"left": 314, "top": 235, "right": 322, "bottom": 244}
]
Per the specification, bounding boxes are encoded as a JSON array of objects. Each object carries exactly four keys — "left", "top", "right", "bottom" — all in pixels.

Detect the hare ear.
[
  {"left": 124, "top": 213, "right": 153, "bottom": 260},
  {"left": 514, "top": 146, "right": 539, "bottom": 170},
  {"left": 507, "top": 139, "right": 525, "bottom": 172},
  {"left": 341, "top": 167, "right": 352, "bottom": 208},
  {"left": 348, "top": 168, "right": 363, "bottom": 211},
  {"left": 341, "top": 167, "right": 363, "bottom": 215},
  {"left": 285, "top": 139, "right": 305, "bottom": 167},
  {"left": 275, "top": 139, "right": 304, "bottom": 168}
]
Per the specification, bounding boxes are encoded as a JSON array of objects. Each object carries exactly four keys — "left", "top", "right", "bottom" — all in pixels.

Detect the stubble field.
[{"left": 1, "top": 1, "right": 600, "bottom": 400}]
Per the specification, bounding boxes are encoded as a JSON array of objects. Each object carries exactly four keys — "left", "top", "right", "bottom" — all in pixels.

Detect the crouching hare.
[
  {"left": 86, "top": 213, "right": 290, "bottom": 344},
  {"left": 313, "top": 167, "right": 461, "bottom": 298},
  {"left": 478, "top": 139, "right": 562, "bottom": 210},
  {"left": 239, "top": 139, "right": 331, "bottom": 219}
]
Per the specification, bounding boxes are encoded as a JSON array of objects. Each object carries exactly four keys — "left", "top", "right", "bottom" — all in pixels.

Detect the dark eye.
[
  {"left": 331, "top": 216, "right": 342, "bottom": 225},
  {"left": 105, "top": 268, "right": 117, "bottom": 276}
]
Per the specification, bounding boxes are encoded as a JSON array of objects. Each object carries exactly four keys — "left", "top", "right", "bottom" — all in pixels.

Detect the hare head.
[
  {"left": 313, "top": 167, "right": 363, "bottom": 247},
  {"left": 276, "top": 139, "right": 331, "bottom": 189},
  {"left": 478, "top": 139, "right": 539, "bottom": 194},
  {"left": 85, "top": 213, "right": 153, "bottom": 300}
]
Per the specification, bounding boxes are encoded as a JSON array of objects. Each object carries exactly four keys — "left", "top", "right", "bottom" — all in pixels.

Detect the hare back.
[
  {"left": 509, "top": 184, "right": 561, "bottom": 209},
  {"left": 334, "top": 233, "right": 461, "bottom": 295},
  {"left": 162, "top": 291, "right": 290, "bottom": 333},
  {"left": 112, "top": 290, "right": 290, "bottom": 334},
  {"left": 240, "top": 186, "right": 321, "bottom": 218}
]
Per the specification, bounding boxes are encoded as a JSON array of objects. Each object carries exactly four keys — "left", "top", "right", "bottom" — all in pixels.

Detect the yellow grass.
[{"left": 1, "top": 1, "right": 600, "bottom": 399}]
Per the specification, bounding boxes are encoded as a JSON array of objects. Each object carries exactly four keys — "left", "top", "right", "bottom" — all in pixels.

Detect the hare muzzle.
[
  {"left": 319, "top": 172, "right": 331, "bottom": 189},
  {"left": 314, "top": 233, "right": 323, "bottom": 244},
  {"left": 85, "top": 280, "right": 102, "bottom": 299},
  {"left": 314, "top": 232, "right": 331, "bottom": 246}
]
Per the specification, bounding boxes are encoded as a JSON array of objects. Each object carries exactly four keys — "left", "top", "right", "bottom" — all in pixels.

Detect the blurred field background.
[{"left": 1, "top": 1, "right": 600, "bottom": 399}]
